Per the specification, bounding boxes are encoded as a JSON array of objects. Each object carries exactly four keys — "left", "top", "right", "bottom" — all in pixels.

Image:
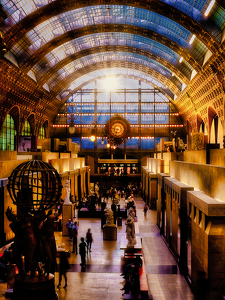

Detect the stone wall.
[
  {"left": 170, "top": 161, "right": 225, "bottom": 201},
  {"left": 187, "top": 191, "right": 225, "bottom": 300}
]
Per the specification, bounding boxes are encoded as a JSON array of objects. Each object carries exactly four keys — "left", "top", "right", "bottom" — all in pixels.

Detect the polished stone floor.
[{"left": 0, "top": 197, "right": 196, "bottom": 300}]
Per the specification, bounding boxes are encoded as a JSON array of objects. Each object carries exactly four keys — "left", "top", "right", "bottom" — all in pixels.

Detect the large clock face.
[{"left": 110, "top": 122, "right": 125, "bottom": 137}]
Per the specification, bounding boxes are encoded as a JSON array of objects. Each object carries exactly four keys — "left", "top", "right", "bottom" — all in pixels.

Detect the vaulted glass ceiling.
[
  {"left": 2, "top": 1, "right": 225, "bottom": 39},
  {"left": 11, "top": 6, "right": 208, "bottom": 64},
  {"left": 33, "top": 33, "right": 193, "bottom": 82},
  {"left": 45, "top": 51, "right": 183, "bottom": 91},
  {"left": 1, "top": 0, "right": 225, "bottom": 104}
]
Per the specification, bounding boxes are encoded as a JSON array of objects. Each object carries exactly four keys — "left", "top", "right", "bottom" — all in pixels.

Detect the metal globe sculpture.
[{"left": 7, "top": 160, "right": 62, "bottom": 214}]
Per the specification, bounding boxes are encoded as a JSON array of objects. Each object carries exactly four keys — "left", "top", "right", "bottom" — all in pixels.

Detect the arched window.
[
  {"left": 210, "top": 114, "right": 218, "bottom": 144},
  {"left": 21, "top": 120, "right": 31, "bottom": 136},
  {"left": 0, "top": 114, "right": 16, "bottom": 151},
  {"left": 38, "top": 126, "right": 46, "bottom": 139},
  {"left": 56, "top": 78, "right": 183, "bottom": 151},
  {"left": 199, "top": 121, "right": 205, "bottom": 133}
]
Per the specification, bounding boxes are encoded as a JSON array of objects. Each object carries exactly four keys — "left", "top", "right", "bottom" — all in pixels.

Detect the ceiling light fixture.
[
  {"left": 204, "top": 0, "right": 215, "bottom": 16},
  {"left": 189, "top": 34, "right": 196, "bottom": 45}
]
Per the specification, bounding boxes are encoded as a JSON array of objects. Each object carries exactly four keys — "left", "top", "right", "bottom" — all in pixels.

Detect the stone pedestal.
[
  {"left": 103, "top": 225, "right": 117, "bottom": 240},
  {"left": 12, "top": 274, "right": 58, "bottom": 300},
  {"left": 62, "top": 204, "right": 73, "bottom": 236},
  {"left": 120, "top": 236, "right": 142, "bottom": 253},
  {"left": 117, "top": 217, "right": 122, "bottom": 226}
]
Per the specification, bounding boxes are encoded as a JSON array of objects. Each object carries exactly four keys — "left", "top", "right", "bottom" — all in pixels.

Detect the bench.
[
  {"left": 123, "top": 263, "right": 153, "bottom": 300},
  {"left": 139, "top": 264, "right": 149, "bottom": 299},
  {"left": 124, "top": 252, "right": 142, "bottom": 265}
]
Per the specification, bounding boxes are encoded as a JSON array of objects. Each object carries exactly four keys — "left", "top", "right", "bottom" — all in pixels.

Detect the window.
[
  {"left": 38, "top": 126, "right": 46, "bottom": 139},
  {"left": 0, "top": 114, "right": 16, "bottom": 151},
  {"left": 21, "top": 120, "right": 31, "bottom": 136},
  {"left": 55, "top": 78, "right": 183, "bottom": 150}
]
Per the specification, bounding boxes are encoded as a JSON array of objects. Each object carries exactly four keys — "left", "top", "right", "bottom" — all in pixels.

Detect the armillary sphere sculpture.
[
  {"left": 6, "top": 160, "right": 63, "bottom": 300},
  {"left": 7, "top": 159, "right": 62, "bottom": 213}
]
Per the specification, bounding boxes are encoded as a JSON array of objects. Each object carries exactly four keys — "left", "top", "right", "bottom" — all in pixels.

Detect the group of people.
[
  {"left": 58, "top": 220, "right": 94, "bottom": 288},
  {"left": 65, "top": 219, "right": 93, "bottom": 255}
]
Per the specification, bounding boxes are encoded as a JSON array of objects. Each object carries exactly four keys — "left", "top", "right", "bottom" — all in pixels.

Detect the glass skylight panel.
[
  {"left": 2, "top": 2, "right": 224, "bottom": 48},
  {"left": 161, "top": 0, "right": 225, "bottom": 41},
  {"left": 211, "top": 5, "right": 225, "bottom": 33},
  {"left": 1, "top": 0, "right": 56, "bottom": 28},
  {"left": 10, "top": 5, "right": 208, "bottom": 65},
  {"left": 30, "top": 32, "right": 192, "bottom": 79},
  {"left": 160, "top": 0, "right": 207, "bottom": 21},
  {"left": 60, "top": 68, "right": 172, "bottom": 99},
  {"left": 47, "top": 51, "right": 178, "bottom": 91}
]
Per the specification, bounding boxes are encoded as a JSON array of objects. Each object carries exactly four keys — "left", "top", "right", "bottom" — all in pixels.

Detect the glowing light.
[
  {"left": 204, "top": 0, "right": 215, "bottom": 16},
  {"left": 107, "top": 143, "right": 110, "bottom": 148},
  {"left": 90, "top": 135, "right": 96, "bottom": 142},
  {"left": 100, "top": 76, "right": 120, "bottom": 91},
  {"left": 189, "top": 34, "right": 196, "bottom": 45},
  {"left": 68, "top": 126, "right": 75, "bottom": 134},
  {"left": 179, "top": 57, "right": 183, "bottom": 63}
]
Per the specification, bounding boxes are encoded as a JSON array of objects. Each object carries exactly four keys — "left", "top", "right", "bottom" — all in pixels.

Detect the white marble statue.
[
  {"left": 63, "top": 180, "right": 71, "bottom": 204},
  {"left": 95, "top": 182, "right": 99, "bottom": 197},
  {"left": 104, "top": 207, "right": 116, "bottom": 227},
  {"left": 125, "top": 215, "right": 136, "bottom": 247},
  {"left": 128, "top": 207, "right": 136, "bottom": 220}
]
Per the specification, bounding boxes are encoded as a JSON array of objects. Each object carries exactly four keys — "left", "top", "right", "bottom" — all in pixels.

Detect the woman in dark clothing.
[{"left": 86, "top": 228, "right": 93, "bottom": 252}]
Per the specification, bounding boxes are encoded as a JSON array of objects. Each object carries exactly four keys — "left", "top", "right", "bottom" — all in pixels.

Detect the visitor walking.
[
  {"left": 79, "top": 237, "right": 87, "bottom": 268},
  {"left": 57, "top": 251, "right": 70, "bottom": 289},
  {"left": 86, "top": 228, "right": 93, "bottom": 252},
  {"left": 144, "top": 204, "right": 149, "bottom": 217},
  {"left": 72, "top": 221, "right": 79, "bottom": 254},
  {"left": 65, "top": 219, "right": 74, "bottom": 240}
]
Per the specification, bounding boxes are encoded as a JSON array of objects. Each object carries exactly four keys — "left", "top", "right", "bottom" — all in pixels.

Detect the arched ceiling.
[
  {"left": 1, "top": 0, "right": 225, "bottom": 114},
  {"left": 61, "top": 72, "right": 175, "bottom": 103}
]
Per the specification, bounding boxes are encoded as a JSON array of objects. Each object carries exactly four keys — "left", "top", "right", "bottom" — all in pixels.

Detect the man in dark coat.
[{"left": 79, "top": 237, "right": 86, "bottom": 268}]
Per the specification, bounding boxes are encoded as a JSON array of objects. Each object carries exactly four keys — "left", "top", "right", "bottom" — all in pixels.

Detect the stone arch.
[{"left": 208, "top": 107, "right": 217, "bottom": 144}]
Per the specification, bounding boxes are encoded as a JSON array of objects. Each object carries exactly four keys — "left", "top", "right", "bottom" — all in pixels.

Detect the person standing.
[
  {"left": 86, "top": 228, "right": 93, "bottom": 252},
  {"left": 79, "top": 237, "right": 86, "bottom": 268},
  {"left": 65, "top": 219, "right": 74, "bottom": 240},
  {"left": 144, "top": 204, "right": 149, "bottom": 217},
  {"left": 72, "top": 222, "right": 79, "bottom": 254},
  {"left": 57, "top": 251, "right": 70, "bottom": 289}
]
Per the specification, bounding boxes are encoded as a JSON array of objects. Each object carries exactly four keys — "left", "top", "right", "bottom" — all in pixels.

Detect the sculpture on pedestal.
[
  {"left": 104, "top": 207, "right": 116, "bottom": 227},
  {"left": 63, "top": 180, "right": 71, "bottom": 204},
  {"left": 125, "top": 216, "right": 136, "bottom": 247},
  {"left": 6, "top": 159, "right": 62, "bottom": 297},
  {"left": 103, "top": 207, "right": 117, "bottom": 240},
  {"left": 128, "top": 207, "right": 136, "bottom": 220}
]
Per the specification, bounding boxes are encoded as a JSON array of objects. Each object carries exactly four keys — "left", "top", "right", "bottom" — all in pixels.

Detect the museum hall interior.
[{"left": 0, "top": 1, "right": 225, "bottom": 299}]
